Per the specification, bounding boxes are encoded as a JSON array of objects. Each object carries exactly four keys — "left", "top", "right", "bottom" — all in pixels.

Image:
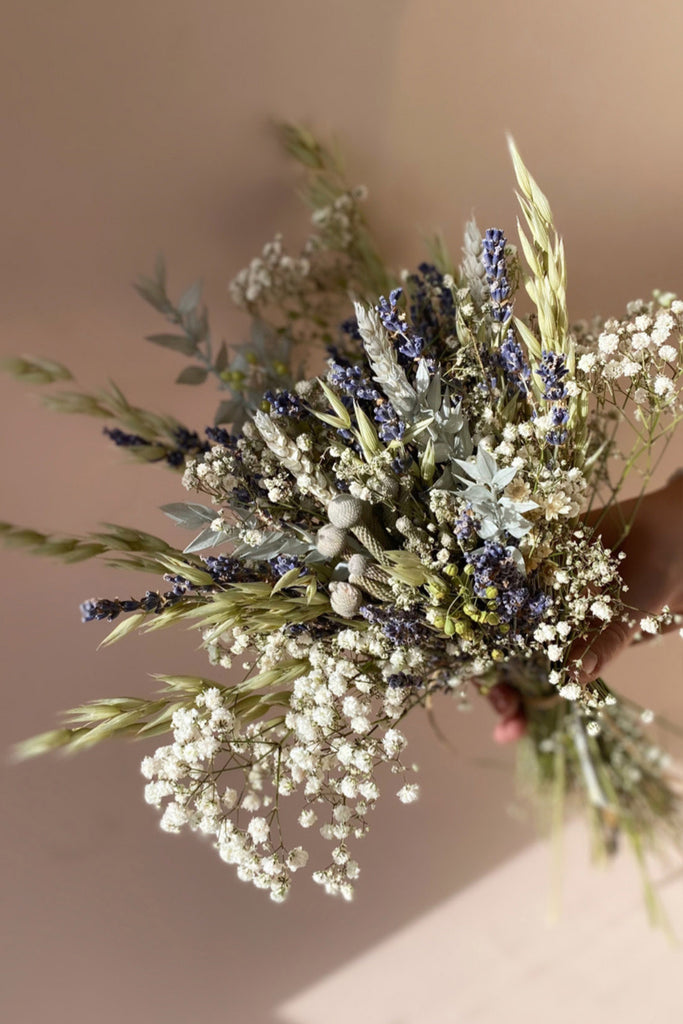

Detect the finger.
[
  {"left": 487, "top": 682, "right": 522, "bottom": 718},
  {"left": 571, "top": 618, "right": 634, "bottom": 683},
  {"left": 493, "top": 714, "right": 527, "bottom": 744}
]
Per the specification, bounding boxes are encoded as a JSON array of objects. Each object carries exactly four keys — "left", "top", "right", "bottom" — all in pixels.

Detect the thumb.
[{"left": 572, "top": 618, "right": 634, "bottom": 683}]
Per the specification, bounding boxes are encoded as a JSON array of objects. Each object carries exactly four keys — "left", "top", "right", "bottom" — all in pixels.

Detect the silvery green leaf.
[
  {"left": 476, "top": 447, "right": 498, "bottom": 484},
  {"left": 231, "top": 532, "right": 314, "bottom": 562},
  {"left": 176, "top": 366, "right": 208, "bottom": 385},
  {"left": 161, "top": 503, "right": 216, "bottom": 529},
  {"left": 426, "top": 372, "right": 442, "bottom": 414},
  {"left": 505, "top": 498, "right": 538, "bottom": 514},
  {"left": 507, "top": 546, "right": 526, "bottom": 574},
  {"left": 477, "top": 518, "right": 500, "bottom": 539},
  {"left": 453, "top": 459, "right": 482, "bottom": 483},
  {"left": 184, "top": 527, "right": 233, "bottom": 553},
  {"left": 432, "top": 466, "right": 456, "bottom": 490},
  {"left": 414, "top": 358, "right": 431, "bottom": 399},
  {"left": 146, "top": 333, "right": 198, "bottom": 356},
  {"left": 492, "top": 465, "right": 517, "bottom": 490},
  {"left": 178, "top": 279, "right": 203, "bottom": 315}
]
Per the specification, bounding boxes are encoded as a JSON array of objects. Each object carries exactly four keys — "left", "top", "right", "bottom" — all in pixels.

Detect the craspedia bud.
[
  {"left": 316, "top": 524, "right": 348, "bottom": 559},
  {"left": 328, "top": 581, "right": 363, "bottom": 618},
  {"left": 347, "top": 553, "right": 372, "bottom": 578},
  {"left": 327, "top": 494, "right": 367, "bottom": 529}
]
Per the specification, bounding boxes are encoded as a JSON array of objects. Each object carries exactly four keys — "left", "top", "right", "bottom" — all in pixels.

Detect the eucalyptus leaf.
[
  {"left": 184, "top": 526, "right": 233, "bottom": 554},
  {"left": 177, "top": 279, "right": 203, "bottom": 315},
  {"left": 146, "top": 334, "right": 198, "bottom": 356},
  {"left": 161, "top": 503, "right": 216, "bottom": 529},
  {"left": 176, "top": 366, "right": 208, "bottom": 386},
  {"left": 214, "top": 341, "right": 229, "bottom": 374}
]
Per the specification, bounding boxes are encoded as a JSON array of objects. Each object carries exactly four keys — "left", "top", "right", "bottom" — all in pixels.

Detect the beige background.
[{"left": 1, "top": 2, "right": 683, "bottom": 1022}]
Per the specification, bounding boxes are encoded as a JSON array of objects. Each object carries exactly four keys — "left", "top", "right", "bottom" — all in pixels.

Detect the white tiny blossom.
[
  {"left": 559, "top": 681, "right": 582, "bottom": 701},
  {"left": 286, "top": 847, "right": 309, "bottom": 871},
  {"left": 247, "top": 817, "right": 270, "bottom": 845},
  {"left": 653, "top": 374, "right": 674, "bottom": 396},
  {"left": 640, "top": 616, "right": 659, "bottom": 635},
  {"left": 547, "top": 644, "right": 564, "bottom": 662},
  {"left": 658, "top": 344, "right": 678, "bottom": 362},
  {"left": 578, "top": 352, "right": 597, "bottom": 372},
  {"left": 590, "top": 599, "right": 612, "bottom": 622},
  {"left": 397, "top": 784, "right": 420, "bottom": 804},
  {"left": 598, "top": 332, "right": 619, "bottom": 355},
  {"left": 630, "top": 332, "right": 651, "bottom": 353}
]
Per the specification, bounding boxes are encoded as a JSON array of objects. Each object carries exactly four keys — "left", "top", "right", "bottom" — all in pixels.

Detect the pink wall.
[{"left": 1, "top": 3, "right": 682, "bottom": 1021}]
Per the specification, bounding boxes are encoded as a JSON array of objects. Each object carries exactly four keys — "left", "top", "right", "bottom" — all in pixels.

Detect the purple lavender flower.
[
  {"left": 453, "top": 505, "right": 479, "bottom": 545},
  {"left": 373, "top": 400, "right": 406, "bottom": 441},
  {"left": 407, "top": 263, "right": 455, "bottom": 341},
  {"left": 328, "top": 363, "right": 381, "bottom": 402},
  {"left": 465, "top": 542, "right": 549, "bottom": 625},
  {"left": 546, "top": 404, "right": 569, "bottom": 445},
  {"left": 377, "top": 288, "right": 425, "bottom": 360},
  {"left": 104, "top": 425, "right": 209, "bottom": 467},
  {"left": 360, "top": 605, "right": 430, "bottom": 644},
  {"left": 269, "top": 554, "right": 302, "bottom": 578},
  {"left": 264, "top": 389, "right": 304, "bottom": 418},
  {"left": 482, "top": 228, "right": 512, "bottom": 323},
  {"left": 376, "top": 289, "right": 405, "bottom": 334},
  {"left": 499, "top": 330, "right": 531, "bottom": 394},
  {"left": 536, "top": 350, "right": 568, "bottom": 400}
]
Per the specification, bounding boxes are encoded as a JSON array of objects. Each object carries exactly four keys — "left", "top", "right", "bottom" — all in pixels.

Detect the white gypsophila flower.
[
  {"left": 590, "top": 598, "right": 612, "bottom": 622},
  {"left": 633, "top": 387, "right": 648, "bottom": 405},
  {"left": 640, "top": 616, "right": 659, "bottom": 634},
  {"left": 578, "top": 352, "right": 597, "bottom": 372},
  {"left": 653, "top": 374, "right": 674, "bottom": 397},
  {"left": 559, "top": 681, "right": 582, "bottom": 700},
  {"left": 598, "top": 332, "right": 620, "bottom": 356},
  {"left": 397, "top": 784, "right": 420, "bottom": 804},
  {"left": 620, "top": 359, "right": 641, "bottom": 378},
  {"left": 658, "top": 344, "right": 678, "bottom": 362},
  {"left": 382, "top": 729, "right": 407, "bottom": 757},
  {"left": 652, "top": 312, "right": 674, "bottom": 345},
  {"left": 547, "top": 644, "right": 564, "bottom": 662},
  {"left": 246, "top": 816, "right": 270, "bottom": 844},
  {"left": 286, "top": 847, "right": 309, "bottom": 871},
  {"left": 630, "top": 332, "right": 651, "bottom": 352}
]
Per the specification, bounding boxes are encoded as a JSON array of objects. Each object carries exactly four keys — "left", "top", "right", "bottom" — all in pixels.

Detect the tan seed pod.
[
  {"left": 328, "top": 581, "right": 363, "bottom": 618},
  {"left": 347, "top": 553, "right": 372, "bottom": 578},
  {"left": 316, "top": 524, "right": 348, "bottom": 559},
  {"left": 327, "top": 494, "right": 367, "bottom": 529}
]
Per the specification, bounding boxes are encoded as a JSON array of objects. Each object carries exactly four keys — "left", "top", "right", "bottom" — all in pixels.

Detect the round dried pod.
[
  {"left": 327, "top": 494, "right": 368, "bottom": 529},
  {"left": 347, "top": 553, "right": 372, "bottom": 578},
  {"left": 316, "top": 524, "right": 348, "bottom": 559},
  {"left": 329, "top": 581, "right": 363, "bottom": 618}
]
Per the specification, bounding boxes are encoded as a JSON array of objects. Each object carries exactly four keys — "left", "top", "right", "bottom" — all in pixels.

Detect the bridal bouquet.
[{"left": 4, "top": 126, "right": 683, "bottom": 914}]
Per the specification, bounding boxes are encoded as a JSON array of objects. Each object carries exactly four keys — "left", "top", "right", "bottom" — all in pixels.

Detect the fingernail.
[{"left": 581, "top": 651, "right": 598, "bottom": 678}]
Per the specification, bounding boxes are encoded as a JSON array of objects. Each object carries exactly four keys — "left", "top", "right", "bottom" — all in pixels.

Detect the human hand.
[{"left": 488, "top": 472, "right": 683, "bottom": 743}]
